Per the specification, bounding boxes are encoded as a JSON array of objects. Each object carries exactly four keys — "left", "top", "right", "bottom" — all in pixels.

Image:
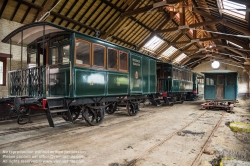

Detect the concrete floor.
[{"left": 0, "top": 99, "right": 250, "bottom": 166}]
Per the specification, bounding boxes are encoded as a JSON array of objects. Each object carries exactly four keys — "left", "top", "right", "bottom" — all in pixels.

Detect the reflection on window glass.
[
  {"left": 206, "top": 77, "right": 215, "bottom": 85},
  {"left": 108, "top": 48, "right": 117, "bottom": 69},
  {"left": 76, "top": 40, "right": 90, "bottom": 65},
  {"left": 0, "top": 61, "right": 3, "bottom": 84},
  {"left": 93, "top": 44, "right": 105, "bottom": 67},
  {"left": 28, "top": 53, "right": 36, "bottom": 64},
  {"left": 62, "top": 45, "right": 70, "bottom": 64},
  {"left": 120, "top": 51, "right": 128, "bottom": 71},
  {"left": 50, "top": 48, "right": 58, "bottom": 65},
  {"left": 39, "top": 54, "right": 43, "bottom": 66}
]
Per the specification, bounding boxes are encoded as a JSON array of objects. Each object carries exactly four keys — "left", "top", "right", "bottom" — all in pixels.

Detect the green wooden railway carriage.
[
  {"left": 155, "top": 62, "right": 194, "bottom": 103},
  {"left": 1, "top": 22, "right": 157, "bottom": 127}
]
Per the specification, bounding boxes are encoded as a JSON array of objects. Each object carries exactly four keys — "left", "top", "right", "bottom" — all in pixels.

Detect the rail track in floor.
[{"left": 127, "top": 110, "right": 226, "bottom": 166}]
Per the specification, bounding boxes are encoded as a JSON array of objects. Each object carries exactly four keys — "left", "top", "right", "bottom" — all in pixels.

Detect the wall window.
[
  {"left": 0, "top": 57, "right": 6, "bottom": 86},
  {"left": 93, "top": 44, "right": 106, "bottom": 68},
  {"left": 119, "top": 51, "right": 128, "bottom": 71},
  {"left": 75, "top": 39, "right": 91, "bottom": 66},
  {"left": 108, "top": 48, "right": 118, "bottom": 70}
]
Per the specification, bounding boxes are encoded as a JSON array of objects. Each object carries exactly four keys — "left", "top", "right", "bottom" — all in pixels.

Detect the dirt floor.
[{"left": 0, "top": 99, "right": 250, "bottom": 166}]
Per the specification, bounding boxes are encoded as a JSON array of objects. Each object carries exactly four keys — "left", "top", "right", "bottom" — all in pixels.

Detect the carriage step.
[
  {"left": 49, "top": 109, "right": 69, "bottom": 113},
  {"left": 45, "top": 98, "right": 73, "bottom": 127}
]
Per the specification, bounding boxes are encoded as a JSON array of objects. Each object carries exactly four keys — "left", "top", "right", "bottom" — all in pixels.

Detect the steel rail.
[{"left": 191, "top": 111, "right": 226, "bottom": 166}]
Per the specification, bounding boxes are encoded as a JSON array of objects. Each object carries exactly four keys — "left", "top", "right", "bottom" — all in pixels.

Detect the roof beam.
[
  {"left": 36, "top": 0, "right": 54, "bottom": 21},
  {"left": 223, "top": 36, "right": 249, "bottom": 49},
  {"left": 10, "top": 2, "right": 21, "bottom": 21},
  {"left": 21, "top": 0, "right": 35, "bottom": 23},
  {"left": 138, "top": 12, "right": 177, "bottom": 50},
  {"left": 59, "top": 0, "right": 78, "bottom": 25},
  {"left": 170, "top": 36, "right": 221, "bottom": 45},
  {"left": 0, "top": 0, "right": 8, "bottom": 17},
  {"left": 50, "top": 11, "right": 101, "bottom": 33},
  {"left": 155, "top": 19, "right": 221, "bottom": 33},
  {"left": 100, "top": 0, "right": 141, "bottom": 39},
  {"left": 193, "top": 9, "right": 250, "bottom": 36},
  {"left": 65, "top": 0, "right": 88, "bottom": 27}
]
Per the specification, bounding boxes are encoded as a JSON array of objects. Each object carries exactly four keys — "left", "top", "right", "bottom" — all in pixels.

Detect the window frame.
[
  {"left": 0, "top": 57, "right": 7, "bottom": 86},
  {"left": 107, "top": 48, "right": 118, "bottom": 70},
  {"left": 92, "top": 43, "right": 106, "bottom": 68},
  {"left": 119, "top": 51, "right": 128, "bottom": 72},
  {"left": 75, "top": 39, "right": 91, "bottom": 67}
]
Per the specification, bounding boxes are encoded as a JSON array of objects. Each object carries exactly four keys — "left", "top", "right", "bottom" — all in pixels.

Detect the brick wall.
[{"left": 0, "top": 19, "right": 26, "bottom": 97}]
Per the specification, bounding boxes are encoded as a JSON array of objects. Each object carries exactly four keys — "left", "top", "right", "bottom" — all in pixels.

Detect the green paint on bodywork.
[
  {"left": 49, "top": 67, "right": 70, "bottom": 97},
  {"left": 75, "top": 69, "right": 106, "bottom": 97},
  {"left": 107, "top": 72, "right": 129, "bottom": 95}
]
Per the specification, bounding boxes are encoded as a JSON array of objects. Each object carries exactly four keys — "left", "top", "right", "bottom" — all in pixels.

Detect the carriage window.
[
  {"left": 119, "top": 51, "right": 128, "bottom": 71},
  {"left": 227, "top": 76, "right": 235, "bottom": 85},
  {"left": 75, "top": 40, "right": 90, "bottom": 65},
  {"left": 108, "top": 48, "right": 118, "bottom": 70},
  {"left": 173, "top": 68, "right": 177, "bottom": 79},
  {"left": 50, "top": 48, "right": 58, "bottom": 65},
  {"left": 93, "top": 44, "right": 105, "bottom": 67},
  {"left": 62, "top": 45, "right": 70, "bottom": 64},
  {"left": 206, "top": 77, "right": 215, "bottom": 85}
]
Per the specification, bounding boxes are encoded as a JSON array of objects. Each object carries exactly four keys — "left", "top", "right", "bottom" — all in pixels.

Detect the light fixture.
[{"left": 211, "top": 60, "right": 220, "bottom": 69}]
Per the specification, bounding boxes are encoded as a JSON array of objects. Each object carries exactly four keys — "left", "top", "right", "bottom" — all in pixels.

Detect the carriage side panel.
[
  {"left": 107, "top": 72, "right": 129, "bottom": 95},
  {"left": 150, "top": 59, "right": 156, "bottom": 93},
  {"left": 74, "top": 68, "right": 106, "bottom": 97},
  {"left": 129, "top": 53, "right": 142, "bottom": 94}
]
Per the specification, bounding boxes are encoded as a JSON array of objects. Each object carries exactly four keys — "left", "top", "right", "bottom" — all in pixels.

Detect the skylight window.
[
  {"left": 161, "top": 46, "right": 178, "bottom": 58},
  {"left": 228, "top": 41, "right": 243, "bottom": 48},
  {"left": 220, "top": 0, "right": 246, "bottom": 19},
  {"left": 173, "top": 53, "right": 187, "bottom": 63},
  {"left": 143, "top": 36, "right": 164, "bottom": 52}
]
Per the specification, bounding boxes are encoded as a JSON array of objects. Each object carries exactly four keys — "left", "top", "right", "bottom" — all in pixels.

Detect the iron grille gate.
[{"left": 8, "top": 66, "right": 46, "bottom": 97}]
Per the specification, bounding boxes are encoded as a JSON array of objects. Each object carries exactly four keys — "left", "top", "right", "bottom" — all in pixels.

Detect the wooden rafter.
[
  {"left": 10, "top": 2, "right": 21, "bottom": 21},
  {"left": 0, "top": 0, "right": 8, "bottom": 17},
  {"left": 100, "top": 0, "right": 141, "bottom": 39},
  {"left": 170, "top": 36, "right": 221, "bottom": 45},
  {"left": 138, "top": 12, "right": 177, "bottom": 50},
  {"left": 35, "top": 0, "right": 55, "bottom": 22},
  {"left": 155, "top": 19, "right": 221, "bottom": 33},
  {"left": 80, "top": 1, "right": 104, "bottom": 32},
  {"left": 59, "top": 0, "right": 78, "bottom": 25},
  {"left": 193, "top": 9, "right": 250, "bottom": 36},
  {"left": 51, "top": 0, "right": 69, "bottom": 22},
  {"left": 66, "top": 0, "right": 88, "bottom": 27},
  {"left": 21, "top": 0, "right": 35, "bottom": 23}
]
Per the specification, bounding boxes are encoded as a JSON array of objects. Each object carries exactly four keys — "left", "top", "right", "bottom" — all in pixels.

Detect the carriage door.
[{"left": 216, "top": 75, "right": 224, "bottom": 99}]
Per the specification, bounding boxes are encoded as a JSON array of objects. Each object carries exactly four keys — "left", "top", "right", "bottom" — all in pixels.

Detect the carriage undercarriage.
[{"left": 0, "top": 95, "right": 144, "bottom": 127}]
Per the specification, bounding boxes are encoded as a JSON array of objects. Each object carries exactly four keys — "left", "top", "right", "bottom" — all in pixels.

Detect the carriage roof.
[
  {"left": 1, "top": 22, "right": 157, "bottom": 60},
  {"left": 201, "top": 70, "right": 238, "bottom": 74}
]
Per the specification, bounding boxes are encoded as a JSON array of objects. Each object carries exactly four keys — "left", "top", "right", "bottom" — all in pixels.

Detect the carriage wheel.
[
  {"left": 105, "top": 102, "right": 117, "bottom": 114},
  {"left": 83, "top": 107, "right": 104, "bottom": 126},
  {"left": 62, "top": 106, "right": 81, "bottom": 122},
  {"left": 156, "top": 100, "right": 162, "bottom": 106},
  {"left": 127, "top": 103, "right": 138, "bottom": 116}
]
